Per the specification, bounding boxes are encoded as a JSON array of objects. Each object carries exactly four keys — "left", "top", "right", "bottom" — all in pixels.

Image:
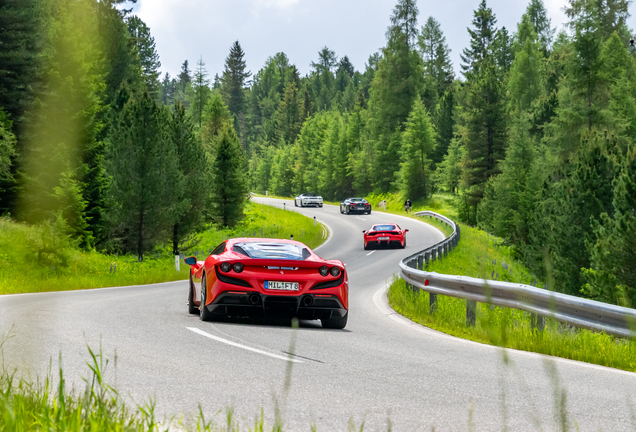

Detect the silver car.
[{"left": 294, "top": 193, "right": 323, "bottom": 208}]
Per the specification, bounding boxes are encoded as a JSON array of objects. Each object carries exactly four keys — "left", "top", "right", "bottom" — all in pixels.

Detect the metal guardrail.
[{"left": 399, "top": 212, "right": 636, "bottom": 339}]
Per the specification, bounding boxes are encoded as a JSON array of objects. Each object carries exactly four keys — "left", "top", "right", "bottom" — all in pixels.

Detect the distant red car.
[
  {"left": 363, "top": 223, "right": 408, "bottom": 250},
  {"left": 184, "top": 238, "right": 349, "bottom": 329}
]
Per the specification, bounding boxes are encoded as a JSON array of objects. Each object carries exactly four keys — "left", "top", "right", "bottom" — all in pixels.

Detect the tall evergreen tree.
[
  {"left": 200, "top": 91, "right": 232, "bottom": 155},
  {"left": 368, "top": 0, "right": 424, "bottom": 192},
  {"left": 432, "top": 88, "right": 455, "bottom": 164},
  {"left": 399, "top": 97, "right": 436, "bottom": 200},
  {"left": 127, "top": 16, "right": 161, "bottom": 98},
  {"left": 187, "top": 56, "right": 211, "bottom": 129},
  {"left": 208, "top": 125, "right": 248, "bottom": 227},
  {"left": 525, "top": 0, "right": 555, "bottom": 54},
  {"left": 460, "top": 0, "right": 497, "bottom": 77},
  {"left": 418, "top": 16, "right": 454, "bottom": 96},
  {"left": 221, "top": 41, "right": 251, "bottom": 121},
  {"left": 170, "top": 102, "right": 208, "bottom": 255},
  {"left": 107, "top": 91, "right": 183, "bottom": 259},
  {"left": 311, "top": 47, "right": 338, "bottom": 74}
]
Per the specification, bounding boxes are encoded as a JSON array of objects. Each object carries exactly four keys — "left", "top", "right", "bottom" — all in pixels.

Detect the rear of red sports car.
[
  {"left": 186, "top": 238, "right": 348, "bottom": 329},
  {"left": 363, "top": 224, "right": 407, "bottom": 249}
]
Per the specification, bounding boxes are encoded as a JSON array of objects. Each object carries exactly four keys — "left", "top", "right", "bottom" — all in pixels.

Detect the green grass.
[
  {"left": 388, "top": 277, "right": 636, "bottom": 372},
  {"left": 0, "top": 202, "right": 326, "bottom": 295}
]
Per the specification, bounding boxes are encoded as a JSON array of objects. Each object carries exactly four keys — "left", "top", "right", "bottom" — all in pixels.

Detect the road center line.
[
  {"left": 355, "top": 216, "right": 366, "bottom": 221},
  {"left": 187, "top": 327, "right": 303, "bottom": 363},
  {"left": 366, "top": 251, "right": 376, "bottom": 256}
]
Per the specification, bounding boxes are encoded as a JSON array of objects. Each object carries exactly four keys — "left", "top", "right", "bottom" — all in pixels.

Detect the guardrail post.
[
  {"left": 417, "top": 254, "right": 424, "bottom": 270},
  {"left": 430, "top": 293, "right": 437, "bottom": 314},
  {"left": 466, "top": 300, "right": 477, "bottom": 326},
  {"left": 531, "top": 314, "right": 545, "bottom": 332}
]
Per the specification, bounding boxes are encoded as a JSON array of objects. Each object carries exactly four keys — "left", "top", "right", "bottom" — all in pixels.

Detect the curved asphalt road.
[{"left": 1, "top": 198, "right": 635, "bottom": 431}]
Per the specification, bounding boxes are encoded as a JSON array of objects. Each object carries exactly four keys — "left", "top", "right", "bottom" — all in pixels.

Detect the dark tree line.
[{"left": 0, "top": 0, "right": 247, "bottom": 260}]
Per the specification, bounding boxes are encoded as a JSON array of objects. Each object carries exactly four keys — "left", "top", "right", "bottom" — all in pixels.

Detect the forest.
[{"left": 0, "top": 0, "right": 635, "bottom": 307}]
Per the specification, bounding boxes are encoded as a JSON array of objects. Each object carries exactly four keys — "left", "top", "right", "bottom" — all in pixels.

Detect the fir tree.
[
  {"left": 187, "top": 56, "right": 211, "bottom": 129},
  {"left": 311, "top": 47, "right": 338, "bottom": 74},
  {"left": 221, "top": 41, "right": 251, "bottom": 120},
  {"left": 460, "top": 0, "right": 497, "bottom": 77},
  {"left": 525, "top": 0, "right": 555, "bottom": 54},
  {"left": 0, "top": 109, "right": 16, "bottom": 186},
  {"left": 432, "top": 88, "right": 455, "bottom": 165},
  {"left": 208, "top": 125, "right": 248, "bottom": 227},
  {"left": 127, "top": 16, "right": 161, "bottom": 98},
  {"left": 170, "top": 102, "right": 208, "bottom": 255},
  {"left": 106, "top": 91, "right": 183, "bottom": 259},
  {"left": 200, "top": 91, "right": 232, "bottom": 155},
  {"left": 418, "top": 16, "right": 454, "bottom": 96},
  {"left": 399, "top": 97, "right": 436, "bottom": 201}
]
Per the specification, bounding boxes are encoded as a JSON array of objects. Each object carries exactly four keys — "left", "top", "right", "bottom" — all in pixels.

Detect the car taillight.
[
  {"left": 330, "top": 267, "right": 341, "bottom": 277},
  {"left": 319, "top": 266, "right": 329, "bottom": 277},
  {"left": 220, "top": 262, "right": 231, "bottom": 272},
  {"left": 233, "top": 262, "right": 244, "bottom": 273}
]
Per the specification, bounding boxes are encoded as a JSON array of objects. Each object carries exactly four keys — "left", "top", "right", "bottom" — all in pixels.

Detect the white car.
[{"left": 294, "top": 193, "right": 323, "bottom": 208}]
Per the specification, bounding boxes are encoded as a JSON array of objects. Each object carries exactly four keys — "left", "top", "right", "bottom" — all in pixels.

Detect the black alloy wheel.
[
  {"left": 188, "top": 276, "right": 199, "bottom": 314},
  {"left": 321, "top": 311, "right": 348, "bottom": 329},
  {"left": 199, "top": 273, "right": 214, "bottom": 321}
]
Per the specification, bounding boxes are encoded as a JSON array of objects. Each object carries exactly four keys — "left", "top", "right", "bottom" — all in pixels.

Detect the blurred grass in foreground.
[{"left": 0, "top": 202, "right": 325, "bottom": 295}]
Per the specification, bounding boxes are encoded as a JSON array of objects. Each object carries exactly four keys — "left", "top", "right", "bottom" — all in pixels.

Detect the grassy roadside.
[{"left": 0, "top": 202, "right": 326, "bottom": 295}]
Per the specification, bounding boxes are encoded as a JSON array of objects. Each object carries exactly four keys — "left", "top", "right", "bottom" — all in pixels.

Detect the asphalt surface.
[{"left": 1, "top": 197, "right": 635, "bottom": 431}]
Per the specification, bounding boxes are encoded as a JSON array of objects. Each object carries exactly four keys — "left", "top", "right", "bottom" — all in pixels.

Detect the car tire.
[
  {"left": 319, "top": 204, "right": 323, "bottom": 208},
  {"left": 321, "top": 312, "right": 348, "bottom": 329},
  {"left": 188, "top": 276, "right": 199, "bottom": 315},
  {"left": 367, "top": 210, "right": 371, "bottom": 215},
  {"left": 295, "top": 200, "right": 298, "bottom": 207},
  {"left": 401, "top": 239, "right": 406, "bottom": 249},
  {"left": 345, "top": 207, "right": 350, "bottom": 215},
  {"left": 199, "top": 273, "right": 215, "bottom": 322}
]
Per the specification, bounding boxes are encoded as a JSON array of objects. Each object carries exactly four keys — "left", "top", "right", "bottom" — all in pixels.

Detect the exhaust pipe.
[
  {"left": 249, "top": 294, "right": 261, "bottom": 305},
  {"left": 301, "top": 295, "right": 313, "bottom": 306}
]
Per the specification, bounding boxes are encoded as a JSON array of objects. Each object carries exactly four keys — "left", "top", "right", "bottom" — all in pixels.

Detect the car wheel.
[
  {"left": 367, "top": 210, "right": 371, "bottom": 215},
  {"left": 295, "top": 200, "right": 298, "bottom": 207},
  {"left": 321, "top": 312, "right": 348, "bottom": 329},
  {"left": 199, "top": 273, "right": 214, "bottom": 322},
  {"left": 188, "top": 276, "right": 199, "bottom": 315},
  {"left": 401, "top": 238, "right": 406, "bottom": 249},
  {"left": 346, "top": 207, "right": 350, "bottom": 215},
  {"left": 319, "top": 204, "right": 323, "bottom": 208}
]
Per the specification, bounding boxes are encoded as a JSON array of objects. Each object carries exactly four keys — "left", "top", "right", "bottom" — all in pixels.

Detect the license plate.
[
  {"left": 378, "top": 237, "right": 390, "bottom": 241},
  {"left": 356, "top": 206, "right": 365, "bottom": 210},
  {"left": 265, "top": 281, "right": 300, "bottom": 291}
]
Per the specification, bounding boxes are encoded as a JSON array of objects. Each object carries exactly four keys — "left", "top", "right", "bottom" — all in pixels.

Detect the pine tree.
[
  {"left": 526, "top": 0, "right": 555, "bottom": 54},
  {"left": 436, "top": 138, "right": 466, "bottom": 193},
  {"left": 276, "top": 80, "right": 304, "bottom": 145},
  {"left": 508, "top": 16, "right": 545, "bottom": 113},
  {"left": 399, "top": 97, "right": 436, "bottom": 201},
  {"left": 583, "top": 147, "right": 636, "bottom": 305},
  {"left": 565, "top": 0, "right": 630, "bottom": 40},
  {"left": 106, "top": 91, "right": 183, "bottom": 259},
  {"left": 311, "top": 47, "right": 338, "bottom": 74},
  {"left": 460, "top": 0, "right": 497, "bottom": 77},
  {"left": 368, "top": 0, "right": 424, "bottom": 192},
  {"left": 432, "top": 88, "right": 455, "bottom": 165},
  {"left": 221, "top": 41, "right": 251, "bottom": 120},
  {"left": 418, "top": 16, "right": 454, "bottom": 96},
  {"left": 127, "top": 16, "right": 161, "bottom": 98},
  {"left": 170, "top": 102, "right": 208, "bottom": 255},
  {"left": 208, "top": 125, "right": 248, "bottom": 227},
  {"left": 200, "top": 91, "right": 232, "bottom": 155},
  {"left": 187, "top": 57, "right": 211, "bottom": 129},
  {"left": 493, "top": 27, "right": 513, "bottom": 73}
]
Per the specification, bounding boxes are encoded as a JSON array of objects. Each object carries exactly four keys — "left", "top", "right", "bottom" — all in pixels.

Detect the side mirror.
[
  {"left": 362, "top": 230, "right": 366, "bottom": 233},
  {"left": 184, "top": 256, "right": 197, "bottom": 266},
  {"left": 405, "top": 229, "right": 409, "bottom": 232}
]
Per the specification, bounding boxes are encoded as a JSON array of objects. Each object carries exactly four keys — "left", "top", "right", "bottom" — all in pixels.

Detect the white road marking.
[
  {"left": 355, "top": 217, "right": 366, "bottom": 221},
  {"left": 366, "top": 251, "right": 376, "bottom": 256},
  {"left": 187, "top": 327, "right": 303, "bottom": 363},
  {"left": 325, "top": 210, "right": 337, "bottom": 213}
]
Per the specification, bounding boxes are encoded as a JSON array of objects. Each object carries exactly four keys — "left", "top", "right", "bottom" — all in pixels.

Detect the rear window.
[
  {"left": 350, "top": 198, "right": 364, "bottom": 202},
  {"left": 373, "top": 224, "right": 398, "bottom": 231},
  {"left": 234, "top": 242, "right": 310, "bottom": 260}
]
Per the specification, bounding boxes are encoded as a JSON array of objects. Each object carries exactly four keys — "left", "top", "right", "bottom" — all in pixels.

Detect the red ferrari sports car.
[
  {"left": 363, "top": 223, "right": 408, "bottom": 250},
  {"left": 184, "top": 238, "right": 348, "bottom": 329}
]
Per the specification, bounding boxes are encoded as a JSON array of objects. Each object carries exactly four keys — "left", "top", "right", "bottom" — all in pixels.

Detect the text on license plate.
[
  {"left": 378, "top": 237, "right": 390, "bottom": 241},
  {"left": 265, "top": 281, "right": 300, "bottom": 291}
]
